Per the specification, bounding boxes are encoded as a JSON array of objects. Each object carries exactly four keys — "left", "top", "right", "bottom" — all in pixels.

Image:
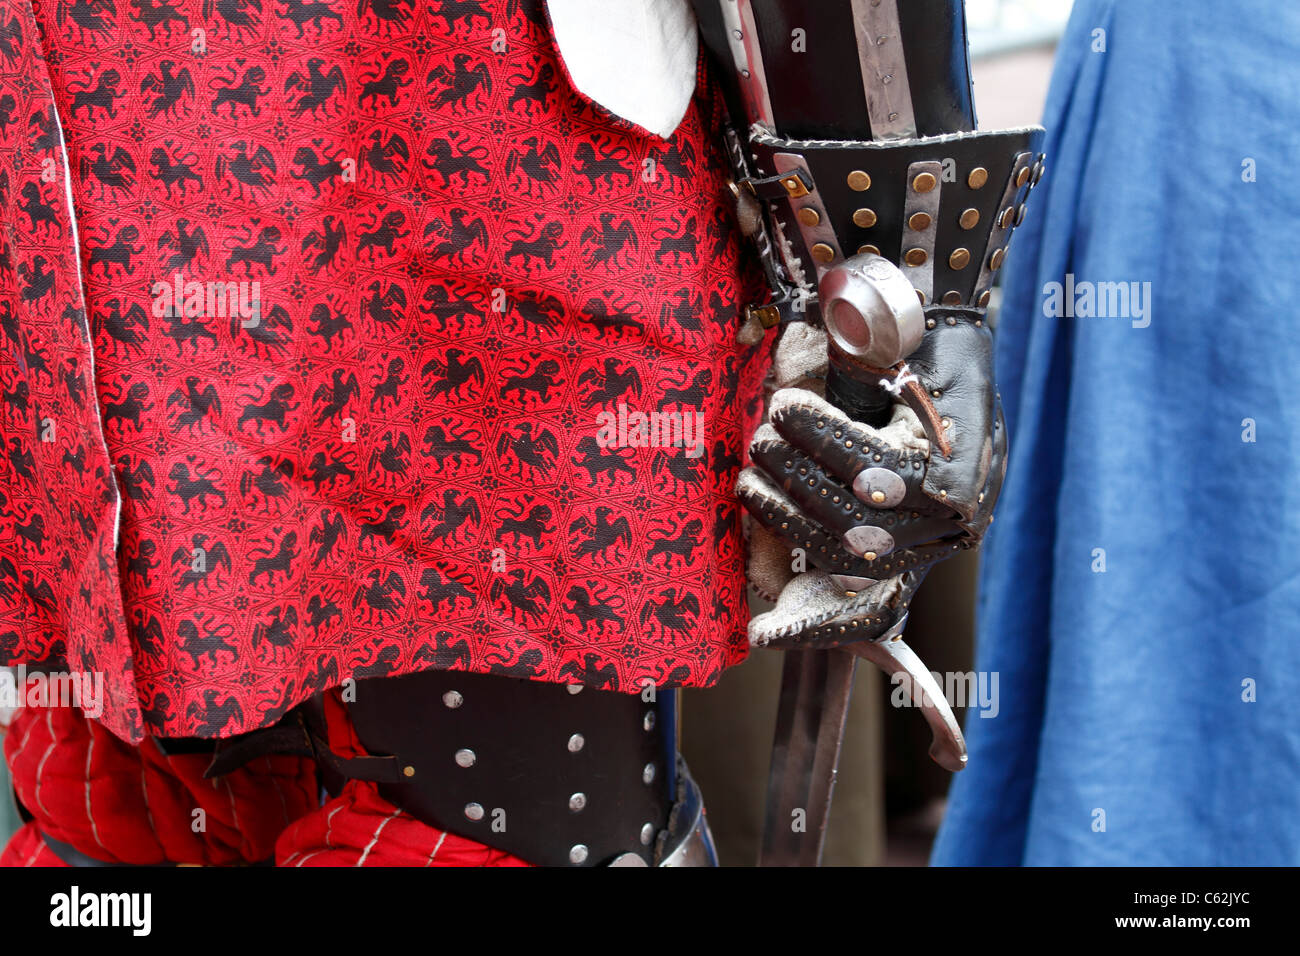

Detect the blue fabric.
[{"left": 932, "top": 0, "right": 1300, "bottom": 866}]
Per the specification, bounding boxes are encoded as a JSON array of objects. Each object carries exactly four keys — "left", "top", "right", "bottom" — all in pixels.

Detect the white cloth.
[{"left": 544, "top": 0, "right": 698, "bottom": 138}]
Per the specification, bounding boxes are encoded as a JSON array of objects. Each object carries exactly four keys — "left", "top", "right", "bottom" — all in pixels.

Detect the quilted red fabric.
[
  {"left": 1, "top": 686, "right": 319, "bottom": 865},
  {"left": 0, "top": 0, "right": 768, "bottom": 742}
]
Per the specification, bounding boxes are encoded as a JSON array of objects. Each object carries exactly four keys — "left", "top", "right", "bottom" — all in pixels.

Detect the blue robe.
[{"left": 932, "top": 0, "right": 1300, "bottom": 865}]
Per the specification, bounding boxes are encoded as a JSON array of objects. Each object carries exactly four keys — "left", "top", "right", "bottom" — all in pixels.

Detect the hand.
[{"left": 738, "top": 309, "right": 1006, "bottom": 649}]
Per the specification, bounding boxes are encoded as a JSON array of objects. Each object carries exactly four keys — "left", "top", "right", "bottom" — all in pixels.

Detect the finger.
[
  {"left": 766, "top": 389, "right": 934, "bottom": 510},
  {"left": 748, "top": 429, "right": 958, "bottom": 554},
  {"left": 747, "top": 571, "right": 904, "bottom": 650},
  {"left": 738, "top": 468, "right": 956, "bottom": 580}
]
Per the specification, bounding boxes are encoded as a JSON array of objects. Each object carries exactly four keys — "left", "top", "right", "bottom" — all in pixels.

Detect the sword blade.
[{"left": 758, "top": 647, "right": 858, "bottom": 866}]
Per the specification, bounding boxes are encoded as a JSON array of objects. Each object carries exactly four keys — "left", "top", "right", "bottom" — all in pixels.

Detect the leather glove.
[{"left": 737, "top": 307, "right": 1006, "bottom": 650}]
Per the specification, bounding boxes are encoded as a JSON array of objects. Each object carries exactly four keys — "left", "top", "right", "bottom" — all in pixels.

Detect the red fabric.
[
  {"left": 1, "top": 689, "right": 531, "bottom": 867},
  {"left": 0, "top": 0, "right": 769, "bottom": 744},
  {"left": 1, "top": 688, "right": 319, "bottom": 865}
]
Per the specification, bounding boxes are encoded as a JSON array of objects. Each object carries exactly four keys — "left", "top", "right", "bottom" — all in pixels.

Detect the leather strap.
[{"left": 343, "top": 670, "right": 675, "bottom": 866}]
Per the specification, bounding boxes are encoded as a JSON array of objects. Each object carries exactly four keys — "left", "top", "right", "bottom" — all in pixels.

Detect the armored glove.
[{"left": 737, "top": 299, "right": 1006, "bottom": 650}]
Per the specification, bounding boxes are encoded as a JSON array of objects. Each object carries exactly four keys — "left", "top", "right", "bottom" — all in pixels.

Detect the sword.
[{"left": 757, "top": 255, "right": 968, "bottom": 867}]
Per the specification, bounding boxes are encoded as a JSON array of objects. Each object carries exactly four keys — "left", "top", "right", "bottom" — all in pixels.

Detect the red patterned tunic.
[{"left": 0, "top": 0, "right": 766, "bottom": 741}]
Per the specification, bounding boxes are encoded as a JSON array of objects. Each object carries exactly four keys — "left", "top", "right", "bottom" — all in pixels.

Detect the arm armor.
[{"left": 692, "top": 0, "right": 1045, "bottom": 333}]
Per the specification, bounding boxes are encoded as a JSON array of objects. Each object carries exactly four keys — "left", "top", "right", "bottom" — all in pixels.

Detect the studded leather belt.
[{"left": 344, "top": 670, "right": 680, "bottom": 867}]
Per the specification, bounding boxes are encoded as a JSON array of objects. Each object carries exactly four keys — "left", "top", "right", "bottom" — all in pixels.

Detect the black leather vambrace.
[{"left": 692, "top": 0, "right": 1046, "bottom": 334}]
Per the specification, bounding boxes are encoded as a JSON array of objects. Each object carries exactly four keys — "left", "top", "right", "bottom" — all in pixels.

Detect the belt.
[{"left": 345, "top": 670, "right": 685, "bottom": 866}]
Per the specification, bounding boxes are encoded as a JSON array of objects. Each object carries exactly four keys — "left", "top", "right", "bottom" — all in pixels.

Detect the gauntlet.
[{"left": 739, "top": 283, "right": 1007, "bottom": 649}]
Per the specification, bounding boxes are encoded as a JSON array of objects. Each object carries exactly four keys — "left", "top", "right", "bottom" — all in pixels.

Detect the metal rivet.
[
  {"left": 939, "top": 489, "right": 948, "bottom": 498},
  {"left": 642, "top": 762, "right": 656, "bottom": 785},
  {"left": 864, "top": 551, "right": 877, "bottom": 561},
  {"left": 998, "top": 207, "right": 1015, "bottom": 229},
  {"left": 643, "top": 710, "right": 656, "bottom": 732},
  {"left": 847, "top": 170, "right": 871, "bottom": 191},
  {"left": 454, "top": 748, "right": 476, "bottom": 768},
  {"left": 857, "top": 243, "right": 880, "bottom": 256},
  {"left": 1016, "top": 204, "right": 1027, "bottom": 226},
  {"left": 855, "top": 467, "right": 907, "bottom": 509},
  {"left": 967, "top": 167, "right": 988, "bottom": 189},
  {"left": 941, "top": 417, "right": 952, "bottom": 428},
  {"left": 442, "top": 691, "right": 463, "bottom": 709},
  {"left": 915, "top": 289, "right": 927, "bottom": 305},
  {"left": 569, "top": 844, "right": 589, "bottom": 864},
  {"left": 403, "top": 765, "right": 416, "bottom": 778},
  {"left": 945, "top": 316, "right": 957, "bottom": 326},
  {"left": 912, "top": 172, "right": 937, "bottom": 193},
  {"left": 1034, "top": 162, "right": 1046, "bottom": 185},
  {"left": 566, "top": 684, "right": 583, "bottom": 695},
  {"left": 959, "top": 208, "right": 980, "bottom": 229},
  {"left": 464, "top": 802, "right": 484, "bottom": 821},
  {"left": 782, "top": 176, "right": 804, "bottom": 194},
  {"left": 797, "top": 206, "right": 820, "bottom": 227},
  {"left": 949, "top": 248, "right": 971, "bottom": 270},
  {"left": 569, "top": 792, "right": 587, "bottom": 812},
  {"left": 568, "top": 733, "right": 585, "bottom": 753},
  {"left": 811, "top": 242, "right": 835, "bottom": 263},
  {"left": 978, "top": 290, "right": 992, "bottom": 308},
  {"left": 990, "top": 248, "right": 1006, "bottom": 270},
  {"left": 904, "top": 248, "right": 927, "bottom": 266},
  {"left": 1015, "top": 166, "right": 1031, "bottom": 187},
  {"left": 942, "top": 291, "right": 962, "bottom": 305},
  {"left": 852, "top": 207, "right": 877, "bottom": 228},
  {"left": 640, "top": 823, "right": 656, "bottom": 846},
  {"left": 908, "top": 211, "right": 932, "bottom": 231}
]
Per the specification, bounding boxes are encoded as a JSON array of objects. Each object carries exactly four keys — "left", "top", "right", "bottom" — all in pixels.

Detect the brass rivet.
[
  {"left": 870, "top": 490, "right": 886, "bottom": 503},
  {"left": 990, "top": 247, "right": 1006, "bottom": 270},
  {"left": 811, "top": 242, "right": 835, "bottom": 264},
  {"left": 942, "top": 291, "right": 962, "bottom": 305},
  {"left": 915, "top": 289, "right": 927, "bottom": 305},
  {"left": 949, "top": 247, "right": 971, "bottom": 270},
  {"left": 959, "top": 208, "right": 980, "bottom": 229},
  {"left": 967, "top": 167, "right": 989, "bottom": 189},
  {"left": 1016, "top": 204, "right": 1027, "bottom": 226},
  {"left": 941, "top": 417, "right": 952, "bottom": 428},
  {"left": 938, "top": 489, "right": 948, "bottom": 499},
  {"left": 864, "top": 551, "right": 877, "bottom": 561},
  {"left": 852, "top": 207, "right": 877, "bottom": 228},
  {"left": 997, "top": 207, "right": 1013, "bottom": 229},
  {"left": 912, "top": 171, "right": 937, "bottom": 193},
  {"left": 847, "top": 170, "right": 871, "bottom": 191},
  {"left": 978, "top": 290, "right": 991, "bottom": 308},
  {"left": 857, "top": 243, "right": 880, "bottom": 256},
  {"left": 796, "top": 206, "right": 820, "bottom": 226},
  {"left": 908, "top": 211, "right": 932, "bottom": 231},
  {"left": 904, "top": 247, "right": 927, "bottom": 267},
  {"left": 403, "top": 765, "right": 416, "bottom": 778},
  {"left": 782, "top": 175, "right": 805, "bottom": 195},
  {"left": 1016, "top": 166, "right": 1031, "bottom": 187}
]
